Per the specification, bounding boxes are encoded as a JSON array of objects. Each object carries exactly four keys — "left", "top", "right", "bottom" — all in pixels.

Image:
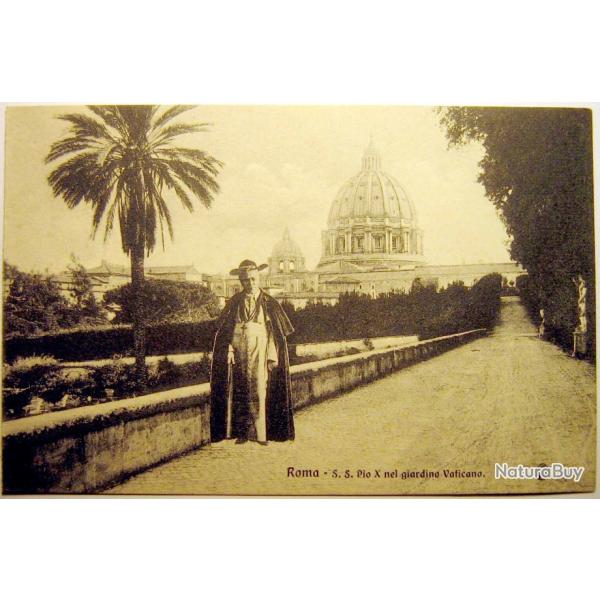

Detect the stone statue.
[
  {"left": 575, "top": 274, "right": 588, "bottom": 333},
  {"left": 572, "top": 274, "right": 587, "bottom": 356},
  {"left": 538, "top": 308, "right": 545, "bottom": 339}
]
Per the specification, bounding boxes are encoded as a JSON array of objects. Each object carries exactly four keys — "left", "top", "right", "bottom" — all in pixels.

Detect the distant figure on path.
[{"left": 210, "top": 259, "right": 295, "bottom": 445}]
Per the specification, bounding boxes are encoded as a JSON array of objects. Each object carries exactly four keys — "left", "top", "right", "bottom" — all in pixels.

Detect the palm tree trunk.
[{"left": 131, "top": 242, "right": 147, "bottom": 391}]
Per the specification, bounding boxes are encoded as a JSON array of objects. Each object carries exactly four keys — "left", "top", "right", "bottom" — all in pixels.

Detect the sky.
[{"left": 2, "top": 105, "right": 512, "bottom": 275}]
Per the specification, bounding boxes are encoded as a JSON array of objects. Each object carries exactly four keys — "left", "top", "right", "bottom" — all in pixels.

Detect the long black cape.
[{"left": 209, "top": 291, "right": 295, "bottom": 442}]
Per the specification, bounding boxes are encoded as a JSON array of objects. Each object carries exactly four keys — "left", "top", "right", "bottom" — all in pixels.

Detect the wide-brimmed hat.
[{"left": 229, "top": 259, "right": 269, "bottom": 276}]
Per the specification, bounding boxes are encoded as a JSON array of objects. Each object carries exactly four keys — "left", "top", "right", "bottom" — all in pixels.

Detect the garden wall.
[
  {"left": 2, "top": 329, "right": 486, "bottom": 494},
  {"left": 294, "top": 335, "right": 418, "bottom": 359}
]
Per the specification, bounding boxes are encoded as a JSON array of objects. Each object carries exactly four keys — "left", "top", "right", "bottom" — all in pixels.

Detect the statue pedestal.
[{"left": 573, "top": 331, "right": 587, "bottom": 357}]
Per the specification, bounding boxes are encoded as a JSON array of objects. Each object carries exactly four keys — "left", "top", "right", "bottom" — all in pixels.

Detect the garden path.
[{"left": 107, "top": 298, "right": 596, "bottom": 495}]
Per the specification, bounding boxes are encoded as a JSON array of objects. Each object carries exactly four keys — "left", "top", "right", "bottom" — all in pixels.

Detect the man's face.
[{"left": 240, "top": 268, "right": 260, "bottom": 294}]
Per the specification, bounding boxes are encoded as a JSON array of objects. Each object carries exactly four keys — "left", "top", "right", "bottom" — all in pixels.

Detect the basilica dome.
[
  {"left": 317, "top": 141, "right": 424, "bottom": 271},
  {"left": 328, "top": 141, "right": 417, "bottom": 227}
]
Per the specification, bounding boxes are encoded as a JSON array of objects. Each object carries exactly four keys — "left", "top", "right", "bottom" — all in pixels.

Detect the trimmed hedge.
[
  {"left": 4, "top": 319, "right": 217, "bottom": 363},
  {"left": 516, "top": 274, "right": 541, "bottom": 326},
  {"left": 418, "top": 273, "right": 502, "bottom": 340},
  {"left": 5, "top": 275, "right": 505, "bottom": 363},
  {"left": 284, "top": 274, "right": 503, "bottom": 344}
]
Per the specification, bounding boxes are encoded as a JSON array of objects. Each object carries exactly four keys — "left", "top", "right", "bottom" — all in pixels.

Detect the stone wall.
[
  {"left": 2, "top": 329, "right": 485, "bottom": 494},
  {"left": 294, "top": 335, "right": 418, "bottom": 359},
  {"left": 3, "top": 385, "right": 211, "bottom": 494},
  {"left": 290, "top": 330, "right": 484, "bottom": 409}
]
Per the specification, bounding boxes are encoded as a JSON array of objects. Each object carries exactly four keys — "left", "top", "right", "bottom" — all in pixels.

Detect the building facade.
[
  {"left": 206, "top": 143, "right": 525, "bottom": 308},
  {"left": 55, "top": 261, "right": 205, "bottom": 302}
]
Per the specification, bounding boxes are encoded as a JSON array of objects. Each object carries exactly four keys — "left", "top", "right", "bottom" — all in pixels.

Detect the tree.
[
  {"left": 103, "top": 279, "right": 220, "bottom": 324},
  {"left": 3, "top": 261, "right": 76, "bottom": 337},
  {"left": 46, "top": 106, "right": 223, "bottom": 388},
  {"left": 437, "top": 107, "right": 594, "bottom": 357},
  {"left": 67, "top": 255, "right": 103, "bottom": 323}
]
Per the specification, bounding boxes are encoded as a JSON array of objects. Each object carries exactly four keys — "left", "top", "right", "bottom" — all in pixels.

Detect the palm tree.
[{"left": 46, "top": 105, "right": 222, "bottom": 389}]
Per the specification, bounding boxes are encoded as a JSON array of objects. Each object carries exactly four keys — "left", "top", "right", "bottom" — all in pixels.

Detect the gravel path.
[{"left": 107, "top": 297, "right": 596, "bottom": 495}]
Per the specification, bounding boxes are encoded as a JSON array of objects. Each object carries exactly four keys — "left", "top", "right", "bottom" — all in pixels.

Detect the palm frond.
[
  {"left": 87, "top": 106, "right": 129, "bottom": 138},
  {"left": 155, "top": 147, "right": 224, "bottom": 176},
  {"left": 48, "top": 152, "right": 113, "bottom": 209},
  {"left": 117, "top": 106, "right": 156, "bottom": 144},
  {"left": 90, "top": 183, "right": 117, "bottom": 238},
  {"left": 162, "top": 156, "right": 221, "bottom": 195},
  {"left": 144, "top": 200, "right": 157, "bottom": 254},
  {"left": 152, "top": 105, "right": 197, "bottom": 131},
  {"left": 146, "top": 166, "right": 175, "bottom": 242},
  {"left": 153, "top": 161, "right": 195, "bottom": 212},
  {"left": 102, "top": 194, "right": 120, "bottom": 242},
  {"left": 161, "top": 159, "right": 218, "bottom": 209},
  {"left": 87, "top": 158, "right": 122, "bottom": 237},
  {"left": 151, "top": 123, "right": 210, "bottom": 147},
  {"left": 55, "top": 113, "right": 116, "bottom": 144},
  {"left": 154, "top": 193, "right": 175, "bottom": 243},
  {"left": 47, "top": 136, "right": 104, "bottom": 163},
  {"left": 117, "top": 174, "right": 140, "bottom": 255}
]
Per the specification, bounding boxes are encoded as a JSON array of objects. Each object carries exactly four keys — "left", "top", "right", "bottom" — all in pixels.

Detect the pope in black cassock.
[{"left": 210, "top": 259, "right": 295, "bottom": 445}]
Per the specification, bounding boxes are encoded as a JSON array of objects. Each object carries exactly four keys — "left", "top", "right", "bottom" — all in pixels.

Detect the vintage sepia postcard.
[{"left": 1, "top": 104, "right": 596, "bottom": 496}]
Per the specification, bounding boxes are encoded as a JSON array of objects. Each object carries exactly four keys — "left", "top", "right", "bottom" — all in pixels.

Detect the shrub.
[
  {"left": 148, "top": 357, "right": 183, "bottom": 389},
  {"left": 103, "top": 280, "right": 220, "bottom": 324},
  {"left": 92, "top": 359, "right": 137, "bottom": 398},
  {"left": 3, "top": 387, "right": 35, "bottom": 419},
  {"left": 3, "top": 354, "right": 213, "bottom": 420},
  {"left": 3, "top": 357, "right": 94, "bottom": 416},
  {"left": 35, "top": 368, "right": 96, "bottom": 405},
  {"left": 417, "top": 274, "right": 502, "bottom": 340},
  {"left": 516, "top": 274, "right": 541, "bottom": 325},
  {"left": 4, "top": 319, "right": 217, "bottom": 363},
  {"left": 4, "top": 355, "right": 60, "bottom": 388},
  {"left": 147, "top": 356, "right": 211, "bottom": 389},
  {"left": 178, "top": 355, "right": 211, "bottom": 384},
  {"left": 466, "top": 273, "right": 503, "bottom": 329},
  {"left": 418, "top": 307, "right": 464, "bottom": 340}
]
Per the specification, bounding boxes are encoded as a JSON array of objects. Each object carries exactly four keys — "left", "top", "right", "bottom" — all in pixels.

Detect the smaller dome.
[{"left": 272, "top": 227, "right": 303, "bottom": 258}]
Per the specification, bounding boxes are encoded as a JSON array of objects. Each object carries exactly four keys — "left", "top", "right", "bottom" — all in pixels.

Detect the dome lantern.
[{"left": 361, "top": 137, "right": 381, "bottom": 171}]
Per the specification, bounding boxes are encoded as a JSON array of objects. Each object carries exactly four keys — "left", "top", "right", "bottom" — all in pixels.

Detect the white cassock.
[{"left": 230, "top": 291, "right": 278, "bottom": 442}]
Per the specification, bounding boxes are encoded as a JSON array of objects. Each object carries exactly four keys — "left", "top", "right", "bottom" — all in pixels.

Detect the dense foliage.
[
  {"left": 103, "top": 279, "right": 220, "bottom": 324},
  {"left": 437, "top": 107, "right": 594, "bottom": 358},
  {"left": 3, "top": 263, "right": 73, "bottom": 336},
  {"left": 67, "top": 256, "right": 103, "bottom": 322},
  {"left": 516, "top": 274, "right": 542, "bottom": 327},
  {"left": 5, "top": 275, "right": 503, "bottom": 363},
  {"left": 3, "top": 319, "right": 217, "bottom": 363},
  {"left": 2, "top": 355, "right": 212, "bottom": 420},
  {"left": 2, "top": 261, "right": 104, "bottom": 338},
  {"left": 284, "top": 274, "right": 503, "bottom": 343}
]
